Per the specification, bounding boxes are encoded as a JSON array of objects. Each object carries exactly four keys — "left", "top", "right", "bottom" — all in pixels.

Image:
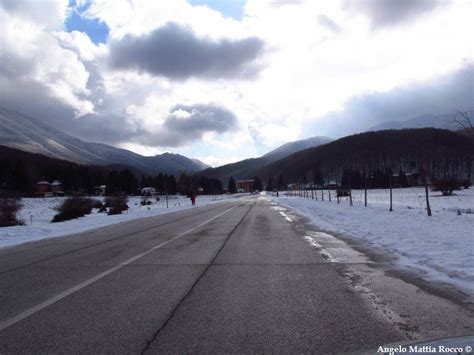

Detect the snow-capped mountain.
[{"left": 0, "top": 107, "right": 209, "bottom": 175}]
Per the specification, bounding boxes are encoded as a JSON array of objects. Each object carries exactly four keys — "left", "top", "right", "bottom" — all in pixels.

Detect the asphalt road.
[{"left": 0, "top": 196, "right": 404, "bottom": 354}]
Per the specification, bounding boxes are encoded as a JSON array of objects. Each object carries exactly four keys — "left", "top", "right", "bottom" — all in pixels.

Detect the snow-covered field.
[
  {"left": 270, "top": 187, "right": 474, "bottom": 296},
  {"left": 0, "top": 194, "right": 240, "bottom": 249}
]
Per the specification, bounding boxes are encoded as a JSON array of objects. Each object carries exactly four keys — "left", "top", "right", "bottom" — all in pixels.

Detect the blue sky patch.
[
  {"left": 188, "top": 0, "right": 246, "bottom": 20},
  {"left": 65, "top": 2, "right": 109, "bottom": 44}
]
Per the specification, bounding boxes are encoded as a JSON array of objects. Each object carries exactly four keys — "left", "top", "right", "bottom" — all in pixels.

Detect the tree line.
[
  {"left": 0, "top": 146, "right": 223, "bottom": 196},
  {"left": 254, "top": 129, "right": 473, "bottom": 190}
]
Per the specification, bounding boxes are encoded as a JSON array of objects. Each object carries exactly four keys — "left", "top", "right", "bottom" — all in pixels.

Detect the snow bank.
[
  {"left": 0, "top": 194, "right": 239, "bottom": 249},
  {"left": 270, "top": 187, "right": 474, "bottom": 296}
]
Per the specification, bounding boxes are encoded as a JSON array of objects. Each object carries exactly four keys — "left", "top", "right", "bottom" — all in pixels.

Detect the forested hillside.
[{"left": 254, "top": 128, "right": 474, "bottom": 188}]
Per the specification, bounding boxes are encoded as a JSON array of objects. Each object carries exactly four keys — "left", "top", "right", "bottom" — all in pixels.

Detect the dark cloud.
[
  {"left": 313, "top": 63, "right": 474, "bottom": 137},
  {"left": 0, "top": 44, "right": 238, "bottom": 148},
  {"left": 145, "top": 104, "right": 238, "bottom": 147},
  {"left": 0, "top": 77, "right": 143, "bottom": 145},
  {"left": 317, "top": 15, "right": 342, "bottom": 33},
  {"left": 166, "top": 104, "right": 236, "bottom": 133},
  {"left": 345, "top": 0, "right": 445, "bottom": 28},
  {"left": 69, "top": 112, "right": 147, "bottom": 144},
  {"left": 0, "top": 33, "right": 152, "bottom": 147},
  {"left": 74, "top": 103, "right": 238, "bottom": 148},
  {"left": 109, "top": 23, "right": 265, "bottom": 80}
]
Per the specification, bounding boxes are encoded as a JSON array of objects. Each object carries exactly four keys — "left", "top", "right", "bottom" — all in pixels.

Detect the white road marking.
[
  {"left": 0, "top": 205, "right": 238, "bottom": 331},
  {"left": 278, "top": 211, "right": 293, "bottom": 222}
]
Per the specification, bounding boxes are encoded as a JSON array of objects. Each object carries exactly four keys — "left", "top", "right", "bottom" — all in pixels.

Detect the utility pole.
[
  {"left": 389, "top": 172, "right": 393, "bottom": 212},
  {"left": 364, "top": 175, "right": 368, "bottom": 207}
]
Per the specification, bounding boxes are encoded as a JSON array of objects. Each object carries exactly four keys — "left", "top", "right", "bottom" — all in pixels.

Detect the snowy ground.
[
  {"left": 269, "top": 187, "right": 474, "bottom": 296},
  {"left": 0, "top": 194, "right": 242, "bottom": 249}
]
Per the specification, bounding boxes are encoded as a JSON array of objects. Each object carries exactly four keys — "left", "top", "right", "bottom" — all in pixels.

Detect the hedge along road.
[{"left": 0, "top": 195, "right": 404, "bottom": 353}]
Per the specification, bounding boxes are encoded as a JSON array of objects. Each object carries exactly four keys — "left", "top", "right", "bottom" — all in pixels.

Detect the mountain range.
[
  {"left": 252, "top": 128, "right": 474, "bottom": 185},
  {"left": 199, "top": 136, "right": 332, "bottom": 183},
  {"left": 1, "top": 106, "right": 470, "bottom": 183},
  {"left": 262, "top": 136, "right": 333, "bottom": 162},
  {"left": 0, "top": 107, "right": 209, "bottom": 176},
  {"left": 0, "top": 106, "right": 332, "bottom": 178},
  {"left": 367, "top": 113, "right": 460, "bottom": 132}
]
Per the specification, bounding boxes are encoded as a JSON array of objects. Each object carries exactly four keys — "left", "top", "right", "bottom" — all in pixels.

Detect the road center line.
[{"left": 0, "top": 205, "right": 238, "bottom": 332}]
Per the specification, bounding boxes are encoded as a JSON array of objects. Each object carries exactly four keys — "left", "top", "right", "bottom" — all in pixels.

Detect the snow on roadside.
[
  {"left": 269, "top": 187, "right": 474, "bottom": 296},
  {"left": 0, "top": 194, "right": 239, "bottom": 250}
]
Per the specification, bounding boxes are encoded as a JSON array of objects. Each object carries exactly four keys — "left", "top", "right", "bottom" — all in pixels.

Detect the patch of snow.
[
  {"left": 0, "top": 194, "right": 239, "bottom": 250},
  {"left": 269, "top": 187, "right": 474, "bottom": 296},
  {"left": 278, "top": 211, "right": 293, "bottom": 222},
  {"left": 303, "top": 235, "right": 338, "bottom": 263}
]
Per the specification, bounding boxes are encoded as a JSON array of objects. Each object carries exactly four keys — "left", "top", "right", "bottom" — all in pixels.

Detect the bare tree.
[
  {"left": 453, "top": 110, "right": 473, "bottom": 187},
  {"left": 453, "top": 110, "right": 473, "bottom": 136}
]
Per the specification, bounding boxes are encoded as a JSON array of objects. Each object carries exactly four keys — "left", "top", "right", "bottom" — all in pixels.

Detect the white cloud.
[
  {"left": 53, "top": 30, "right": 107, "bottom": 62},
  {"left": 1, "top": 0, "right": 473, "bottom": 167},
  {"left": 1, "top": 0, "right": 69, "bottom": 29},
  {"left": 0, "top": 5, "right": 95, "bottom": 118}
]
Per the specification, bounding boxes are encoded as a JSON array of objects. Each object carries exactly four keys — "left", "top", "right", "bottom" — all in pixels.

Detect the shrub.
[
  {"left": 52, "top": 197, "right": 95, "bottom": 223},
  {"left": 140, "top": 196, "right": 152, "bottom": 206},
  {"left": 0, "top": 198, "right": 24, "bottom": 227},
  {"left": 432, "top": 178, "right": 462, "bottom": 196},
  {"left": 105, "top": 195, "right": 129, "bottom": 215}
]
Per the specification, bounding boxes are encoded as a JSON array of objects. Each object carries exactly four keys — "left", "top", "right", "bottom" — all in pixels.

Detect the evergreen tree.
[
  {"left": 166, "top": 175, "right": 177, "bottom": 194},
  {"left": 266, "top": 177, "right": 274, "bottom": 191},
  {"left": 228, "top": 176, "right": 237, "bottom": 194},
  {"left": 252, "top": 176, "right": 263, "bottom": 191},
  {"left": 277, "top": 174, "right": 285, "bottom": 190}
]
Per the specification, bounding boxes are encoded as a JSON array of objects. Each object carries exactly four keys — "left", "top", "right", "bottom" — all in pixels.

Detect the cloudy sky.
[{"left": 0, "top": 0, "right": 472, "bottom": 166}]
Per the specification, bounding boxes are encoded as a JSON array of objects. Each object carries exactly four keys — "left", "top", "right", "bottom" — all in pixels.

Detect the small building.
[
  {"left": 36, "top": 181, "right": 51, "bottom": 196},
  {"left": 36, "top": 180, "right": 63, "bottom": 197},
  {"left": 236, "top": 179, "right": 254, "bottom": 193},
  {"left": 141, "top": 187, "right": 157, "bottom": 196},
  {"left": 51, "top": 180, "right": 64, "bottom": 196}
]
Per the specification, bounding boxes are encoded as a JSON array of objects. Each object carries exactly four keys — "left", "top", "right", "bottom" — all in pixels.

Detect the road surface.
[{"left": 0, "top": 196, "right": 456, "bottom": 353}]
